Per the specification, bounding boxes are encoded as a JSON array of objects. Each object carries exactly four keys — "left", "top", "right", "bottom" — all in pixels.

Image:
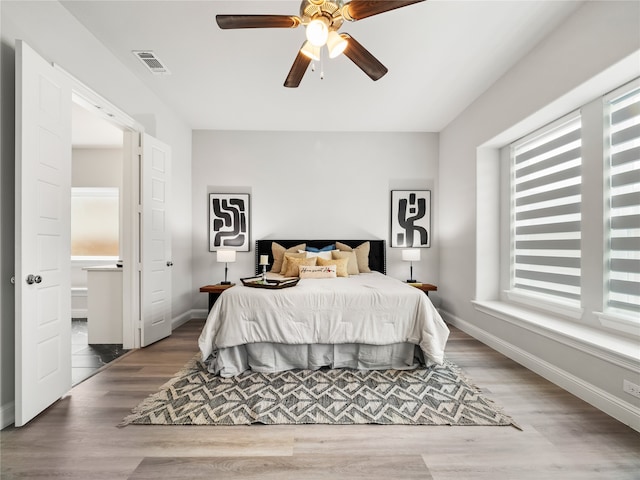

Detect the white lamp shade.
[
  {"left": 402, "top": 249, "right": 421, "bottom": 262},
  {"left": 327, "top": 31, "right": 347, "bottom": 58},
  {"left": 216, "top": 250, "right": 236, "bottom": 263},
  {"left": 300, "top": 41, "right": 321, "bottom": 61},
  {"left": 259, "top": 255, "right": 269, "bottom": 265},
  {"left": 306, "top": 18, "right": 329, "bottom": 47}
]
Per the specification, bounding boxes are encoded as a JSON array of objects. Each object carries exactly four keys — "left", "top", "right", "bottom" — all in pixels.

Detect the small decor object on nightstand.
[
  {"left": 217, "top": 250, "right": 236, "bottom": 285},
  {"left": 402, "top": 249, "right": 420, "bottom": 283},
  {"left": 259, "top": 254, "right": 269, "bottom": 282}
]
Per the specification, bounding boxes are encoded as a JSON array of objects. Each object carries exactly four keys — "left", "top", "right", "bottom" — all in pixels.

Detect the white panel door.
[
  {"left": 14, "top": 41, "right": 72, "bottom": 426},
  {"left": 140, "top": 133, "right": 172, "bottom": 346}
]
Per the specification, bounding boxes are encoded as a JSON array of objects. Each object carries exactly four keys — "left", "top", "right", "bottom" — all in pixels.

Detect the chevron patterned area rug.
[{"left": 119, "top": 355, "right": 519, "bottom": 427}]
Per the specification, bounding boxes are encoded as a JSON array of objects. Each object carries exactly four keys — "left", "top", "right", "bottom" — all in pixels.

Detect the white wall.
[
  {"left": 439, "top": 1, "right": 640, "bottom": 428},
  {"left": 191, "top": 130, "right": 439, "bottom": 311},
  {"left": 72, "top": 148, "right": 123, "bottom": 188},
  {"left": 0, "top": 0, "right": 193, "bottom": 428}
]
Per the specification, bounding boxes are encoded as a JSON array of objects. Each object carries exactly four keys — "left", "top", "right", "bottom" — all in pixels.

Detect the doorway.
[{"left": 70, "top": 101, "right": 128, "bottom": 385}]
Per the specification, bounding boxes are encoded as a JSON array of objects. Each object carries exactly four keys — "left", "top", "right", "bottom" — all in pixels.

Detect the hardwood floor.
[{"left": 1, "top": 320, "right": 639, "bottom": 479}]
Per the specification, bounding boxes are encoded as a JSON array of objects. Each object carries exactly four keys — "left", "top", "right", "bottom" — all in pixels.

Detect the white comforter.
[{"left": 198, "top": 272, "right": 450, "bottom": 365}]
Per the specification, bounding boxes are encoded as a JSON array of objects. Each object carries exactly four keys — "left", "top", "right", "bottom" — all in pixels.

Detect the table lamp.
[
  {"left": 402, "top": 249, "right": 420, "bottom": 283},
  {"left": 217, "top": 250, "right": 236, "bottom": 285}
]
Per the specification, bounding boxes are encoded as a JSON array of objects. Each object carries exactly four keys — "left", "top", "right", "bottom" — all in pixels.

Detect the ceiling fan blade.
[
  {"left": 344, "top": 0, "right": 425, "bottom": 21},
  {"left": 284, "top": 48, "right": 312, "bottom": 88},
  {"left": 341, "top": 34, "right": 388, "bottom": 81},
  {"left": 216, "top": 15, "right": 301, "bottom": 29}
]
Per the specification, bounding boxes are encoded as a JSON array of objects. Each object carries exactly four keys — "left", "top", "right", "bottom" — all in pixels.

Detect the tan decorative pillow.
[
  {"left": 280, "top": 252, "right": 307, "bottom": 276},
  {"left": 299, "top": 265, "right": 337, "bottom": 279},
  {"left": 336, "top": 241, "right": 371, "bottom": 273},
  {"left": 282, "top": 256, "right": 317, "bottom": 277},
  {"left": 317, "top": 256, "right": 349, "bottom": 277},
  {"left": 332, "top": 250, "right": 359, "bottom": 275},
  {"left": 271, "top": 242, "right": 305, "bottom": 273}
]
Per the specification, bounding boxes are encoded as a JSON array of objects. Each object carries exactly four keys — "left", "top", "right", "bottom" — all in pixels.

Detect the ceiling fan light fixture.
[
  {"left": 217, "top": 0, "right": 427, "bottom": 88},
  {"left": 306, "top": 17, "right": 329, "bottom": 46},
  {"left": 327, "top": 30, "right": 347, "bottom": 58},
  {"left": 300, "top": 41, "right": 321, "bottom": 61}
]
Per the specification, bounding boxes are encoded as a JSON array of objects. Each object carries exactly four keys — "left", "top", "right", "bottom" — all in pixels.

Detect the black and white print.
[
  {"left": 391, "top": 190, "right": 431, "bottom": 248},
  {"left": 209, "top": 193, "right": 250, "bottom": 251}
]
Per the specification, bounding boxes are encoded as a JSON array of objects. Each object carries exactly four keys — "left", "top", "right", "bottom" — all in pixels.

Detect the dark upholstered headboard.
[{"left": 255, "top": 240, "right": 386, "bottom": 275}]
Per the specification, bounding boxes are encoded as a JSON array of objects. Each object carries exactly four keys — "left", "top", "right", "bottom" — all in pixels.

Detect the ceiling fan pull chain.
[{"left": 320, "top": 50, "right": 325, "bottom": 80}]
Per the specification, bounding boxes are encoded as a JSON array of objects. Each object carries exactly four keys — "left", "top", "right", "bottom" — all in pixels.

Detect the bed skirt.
[{"left": 205, "top": 342, "right": 427, "bottom": 377}]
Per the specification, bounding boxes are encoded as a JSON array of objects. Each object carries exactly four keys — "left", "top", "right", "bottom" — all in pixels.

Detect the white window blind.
[
  {"left": 606, "top": 83, "right": 640, "bottom": 319},
  {"left": 511, "top": 114, "right": 582, "bottom": 305}
]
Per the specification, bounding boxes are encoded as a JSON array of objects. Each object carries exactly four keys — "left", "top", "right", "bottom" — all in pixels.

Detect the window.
[
  {"left": 502, "top": 78, "right": 640, "bottom": 333},
  {"left": 510, "top": 113, "right": 582, "bottom": 310},
  {"left": 71, "top": 187, "right": 120, "bottom": 257},
  {"left": 605, "top": 82, "right": 640, "bottom": 322}
]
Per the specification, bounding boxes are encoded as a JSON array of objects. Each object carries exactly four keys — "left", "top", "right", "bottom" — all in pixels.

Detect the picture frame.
[
  {"left": 391, "top": 190, "right": 431, "bottom": 248},
  {"left": 209, "top": 193, "right": 250, "bottom": 252}
]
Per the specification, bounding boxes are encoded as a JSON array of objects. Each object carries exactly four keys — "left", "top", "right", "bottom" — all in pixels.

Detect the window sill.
[
  {"left": 505, "top": 289, "right": 583, "bottom": 320},
  {"left": 595, "top": 311, "right": 640, "bottom": 337},
  {"left": 472, "top": 300, "right": 639, "bottom": 370}
]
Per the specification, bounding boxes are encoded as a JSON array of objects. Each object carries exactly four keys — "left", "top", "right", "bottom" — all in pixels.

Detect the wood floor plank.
[
  {"left": 1, "top": 319, "right": 638, "bottom": 480},
  {"left": 128, "top": 455, "right": 431, "bottom": 480},
  {"left": 0, "top": 455, "right": 143, "bottom": 480}
]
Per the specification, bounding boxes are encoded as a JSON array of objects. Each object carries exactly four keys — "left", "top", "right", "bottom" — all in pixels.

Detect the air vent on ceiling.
[{"left": 132, "top": 50, "right": 171, "bottom": 75}]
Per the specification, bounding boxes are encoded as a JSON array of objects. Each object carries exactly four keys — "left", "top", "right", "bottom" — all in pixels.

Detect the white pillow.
[
  {"left": 298, "top": 250, "right": 333, "bottom": 260},
  {"left": 299, "top": 265, "right": 337, "bottom": 279}
]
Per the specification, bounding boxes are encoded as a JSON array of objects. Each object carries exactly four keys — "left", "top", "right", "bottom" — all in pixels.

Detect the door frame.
[{"left": 56, "top": 65, "right": 144, "bottom": 349}]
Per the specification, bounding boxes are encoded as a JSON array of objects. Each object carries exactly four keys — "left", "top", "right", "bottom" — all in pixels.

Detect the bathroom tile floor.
[{"left": 72, "top": 318, "right": 129, "bottom": 386}]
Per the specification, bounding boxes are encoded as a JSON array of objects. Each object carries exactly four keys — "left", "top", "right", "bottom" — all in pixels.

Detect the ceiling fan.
[{"left": 216, "top": 0, "right": 426, "bottom": 88}]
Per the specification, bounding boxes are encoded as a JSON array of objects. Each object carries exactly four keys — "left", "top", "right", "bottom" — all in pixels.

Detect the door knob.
[
  {"left": 166, "top": 261, "right": 173, "bottom": 267},
  {"left": 26, "top": 274, "right": 42, "bottom": 285}
]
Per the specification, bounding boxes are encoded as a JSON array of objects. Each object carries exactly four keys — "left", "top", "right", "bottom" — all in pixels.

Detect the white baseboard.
[
  {"left": 440, "top": 309, "right": 640, "bottom": 433},
  {"left": 71, "top": 309, "right": 88, "bottom": 318},
  {"left": 171, "top": 310, "right": 193, "bottom": 330},
  {"left": 171, "top": 309, "right": 209, "bottom": 331},
  {"left": 0, "top": 401, "right": 15, "bottom": 430},
  {"left": 191, "top": 308, "right": 209, "bottom": 320}
]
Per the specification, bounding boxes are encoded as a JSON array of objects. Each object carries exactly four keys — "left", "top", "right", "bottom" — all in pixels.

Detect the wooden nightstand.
[
  {"left": 408, "top": 283, "right": 437, "bottom": 296},
  {"left": 200, "top": 283, "right": 235, "bottom": 311}
]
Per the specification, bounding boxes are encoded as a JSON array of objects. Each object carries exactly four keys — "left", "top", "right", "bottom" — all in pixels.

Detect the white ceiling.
[{"left": 61, "top": 0, "right": 582, "bottom": 133}]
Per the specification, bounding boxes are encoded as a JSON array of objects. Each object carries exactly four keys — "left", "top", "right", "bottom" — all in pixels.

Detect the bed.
[{"left": 198, "top": 239, "right": 450, "bottom": 377}]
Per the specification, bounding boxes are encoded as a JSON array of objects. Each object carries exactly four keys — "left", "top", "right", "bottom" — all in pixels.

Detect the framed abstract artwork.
[
  {"left": 209, "top": 193, "right": 250, "bottom": 251},
  {"left": 391, "top": 190, "right": 431, "bottom": 248}
]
